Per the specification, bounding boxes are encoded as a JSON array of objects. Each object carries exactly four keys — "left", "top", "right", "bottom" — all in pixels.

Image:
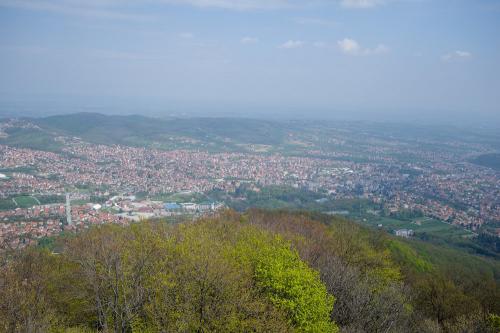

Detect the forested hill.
[
  {"left": 1, "top": 210, "right": 500, "bottom": 332},
  {"left": 36, "top": 113, "right": 291, "bottom": 147},
  {"left": 471, "top": 153, "right": 500, "bottom": 171},
  {"left": 41, "top": 113, "right": 292, "bottom": 143},
  {"left": 2, "top": 112, "right": 499, "bottom": 155}
]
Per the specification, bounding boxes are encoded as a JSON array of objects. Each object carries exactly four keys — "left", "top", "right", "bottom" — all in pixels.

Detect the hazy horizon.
[
  {"left": 1, "top": 0, "right": 500, "bottom": 125},
  {"left": 1, "top": 93, "right": 499, "bottom": 129}
]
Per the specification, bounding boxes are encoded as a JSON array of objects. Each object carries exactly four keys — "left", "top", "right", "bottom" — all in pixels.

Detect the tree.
[
  {"left": 0, "top": 248, "right": 59, "bottom": 332},
  {"left": 64, "top": 223, "right": 165, "bottom": 332},
  {"left": 232, "top": 228, "right": 337, "bottom": 332}
]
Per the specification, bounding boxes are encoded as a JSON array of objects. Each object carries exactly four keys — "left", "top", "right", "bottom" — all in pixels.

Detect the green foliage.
[
  {"left": 253, "top": 245, "right": 336, "bottom": 333},
  {"left": 2, "top": 216, "right": 339, "bottom": 332},
  {"left": 0, "top": 127, "right": 62, "bottom": 152},
  {"left": 233, "top": 231, "right": 336, "bottom": 332},
  {"left": 2, "top": 209, "right": 500, "bottom": 333},
  {"left": 0, "top": 194, "right": 64, "bottom": 211},
  {"left": 245, "top": 209, "right": 411, "bottom": 332},
  {"left": 489, "top": 314, "right": 500, "bottom": 332},
  {"left": 0, "top": 248, "right": 62, "bottom": 332},
  {"left": 37, "top": 194, "right": 65, "bottom": 205},
  {"left": 0, "top": 166, "right": 38, "bottom": 174},
  {"left": 0, "top": 198, "right": 16, "bottom": 210},
  {"left": 245, "top": 209, "right": 500, "bottom": 332},
  {"left": 470, "top": 153, "right": 500, "bottom": 171},
  {"left": 34, "top": 113, "right": 290, "bottom": 149},
  {"left": 476, "top": 231, "right": 500, "bottom": 255},
  {"left": 215, "top": 185, "right": 378, "bottom": 213},
  {"left": 388, "top": 240, "right": 434, "bottom": 273},
  {"left": 325, "top": 216, "right": 403, "bottom": 286},
  {"left": 13, "top": 195, "right": 39, "bottom": 208}
]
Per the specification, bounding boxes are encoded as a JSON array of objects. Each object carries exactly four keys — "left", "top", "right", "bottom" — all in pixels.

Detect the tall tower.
[{"left": 65, "top": 193, "right": 72, "bottom": 226}]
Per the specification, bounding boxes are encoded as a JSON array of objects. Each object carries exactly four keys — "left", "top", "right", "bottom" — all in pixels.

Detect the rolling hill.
[{"left": 33, "top": 112, "right": 291, "bottom": 147}]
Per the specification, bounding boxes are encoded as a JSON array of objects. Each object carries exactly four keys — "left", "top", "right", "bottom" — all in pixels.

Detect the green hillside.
[
  {"left": 2, "top": 210, "right": 499, "bottom": 332},
  {"left": 0, "top": 113, "right": 300, "bottom": 152},
  {"left": 33, "top": 113, "right": 291, "bottom": 148},
  {"left": 471, "top": 153, "right": 500, "bottom": 171},
  {"left": 0, "top": 126, "right": 63, "bottom": 152},
  {"left": 3, "top": 113, "right": 498, "bottom": 157}
]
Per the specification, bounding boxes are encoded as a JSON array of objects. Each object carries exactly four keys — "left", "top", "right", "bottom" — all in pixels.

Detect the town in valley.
[{"left": 0, "top": 114, "right": 498, "bottom": 252}]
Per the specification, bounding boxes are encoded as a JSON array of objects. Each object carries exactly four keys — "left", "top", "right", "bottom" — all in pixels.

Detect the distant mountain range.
[
  {"left": 471, "top": 153, "right": 500, "bottom": 171},
  {"left": 2, "top": 113, "right": 500, "bottom": 169},
  {"left": 36, "top": 113, "right": 290, "bottom": 144},
  {"left": 1, "top": 112, "right": 300, "bottom": 152}
]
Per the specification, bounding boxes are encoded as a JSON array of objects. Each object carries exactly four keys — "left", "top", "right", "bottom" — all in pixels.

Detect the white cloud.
[
  {"left": 340, "top": 0, "right": 386, "bottom": 8},
  {"left": 279, "top": 40, "right": 305, "bottom": 49},
  {"left": 455, "top": 50, "right": 471, "bottom": 58},
  {"left": 366, "top": 43, "right": 389, "bottom": 55},
  {"left": 337, "top": 38, "right": 360, "bottom": 54},
  {"left": 240, "top": 37, "right": 259, "bottom": 44},
  {"left": 338, "top": 38, "right": 389, "bottom": 55},
  {"left": 441, "top": 50, "right": 472, "bottom": 61}
]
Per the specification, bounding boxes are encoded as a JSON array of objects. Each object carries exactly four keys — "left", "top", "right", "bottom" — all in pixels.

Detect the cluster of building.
[
  {"left": 0, "top": 194, "right": 224, "bottom": 249},
  {"left": 0, "top": 121, "right": 499, "bottom": 242},
  {"left": 395, "top": 229, "right": 415, "bottom": 238}
]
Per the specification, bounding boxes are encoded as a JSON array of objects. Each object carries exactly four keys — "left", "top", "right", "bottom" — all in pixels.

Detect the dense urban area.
[
  {"left": 0, "top": 115, "right": 499, "bottom": 252},
  {"left": 0, "top": 114, "right": 499, "bottom": 333}
]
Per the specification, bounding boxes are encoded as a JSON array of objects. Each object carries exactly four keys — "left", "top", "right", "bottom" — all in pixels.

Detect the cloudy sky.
[{"left": 0, "top": 0, "right": 499, "bottom": 122}]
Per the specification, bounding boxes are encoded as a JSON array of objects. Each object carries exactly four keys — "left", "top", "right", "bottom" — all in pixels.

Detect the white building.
[{"left": 395, "top": 229, "right": 414, "bottom": 238}]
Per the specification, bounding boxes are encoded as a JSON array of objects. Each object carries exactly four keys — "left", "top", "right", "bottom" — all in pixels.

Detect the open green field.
[
  {"left": 358, "top": 214, "right": 472, "bottom": 238},
  {"left": 0, "top": 194, "right": 65, "bottom": 210},
  {"left": 12, "top": 196, "right": 40, "bottom": 208},
  {"left": 0, "top": 166, "right": 38, "bottom": 174},
  {"left": 350, "top": 213, "right": 499, "bottom": 258},
  {"left": 0, "top": 199, "right": 17, "bottom": 210},
  {"left": 71, "top": 199, "right": 90, "bottom": 205},
  {"left": 152, "top": 192, "right": 208, "bottom": 203}
]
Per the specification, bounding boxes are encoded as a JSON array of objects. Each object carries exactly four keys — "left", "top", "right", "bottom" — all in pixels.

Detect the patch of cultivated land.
[
  {"left": 12, "top": 196, "right": 40, "bottom": 208},
  {"left": 361, "top": 215, "right": 472, "bottom": 237}
]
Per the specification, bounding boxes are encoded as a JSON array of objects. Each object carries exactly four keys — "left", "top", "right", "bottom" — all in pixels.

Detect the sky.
[{"left": 0, "top": 0, "right": 499, "bottom": 124}]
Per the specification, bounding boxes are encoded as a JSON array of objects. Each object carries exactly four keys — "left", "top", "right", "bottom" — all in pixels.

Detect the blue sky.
[{"left": 0, "top": 0, "right": 499, "bottom": 123}]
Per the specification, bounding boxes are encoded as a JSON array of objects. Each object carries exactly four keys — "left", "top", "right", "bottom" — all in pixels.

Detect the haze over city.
[
  {"left": 2, "top": 1, "right": 500, "bottom": 332},
  {"left": 1, "top": 0, "right": 499, "bottom": 124}
]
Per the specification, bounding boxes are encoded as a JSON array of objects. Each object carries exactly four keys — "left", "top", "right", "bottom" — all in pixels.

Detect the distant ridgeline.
[
  {"left": 471, "top": 153, "right": 500, "bottom": 171},
  {"left": 2, "top": 112, "right": 498, "bottom": 156},
  {"left": 1, "top": 210, "right": 500, "bottom": 332},
  {"left": 0, "top": 113, "right": 294, "bottom": 152}
]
